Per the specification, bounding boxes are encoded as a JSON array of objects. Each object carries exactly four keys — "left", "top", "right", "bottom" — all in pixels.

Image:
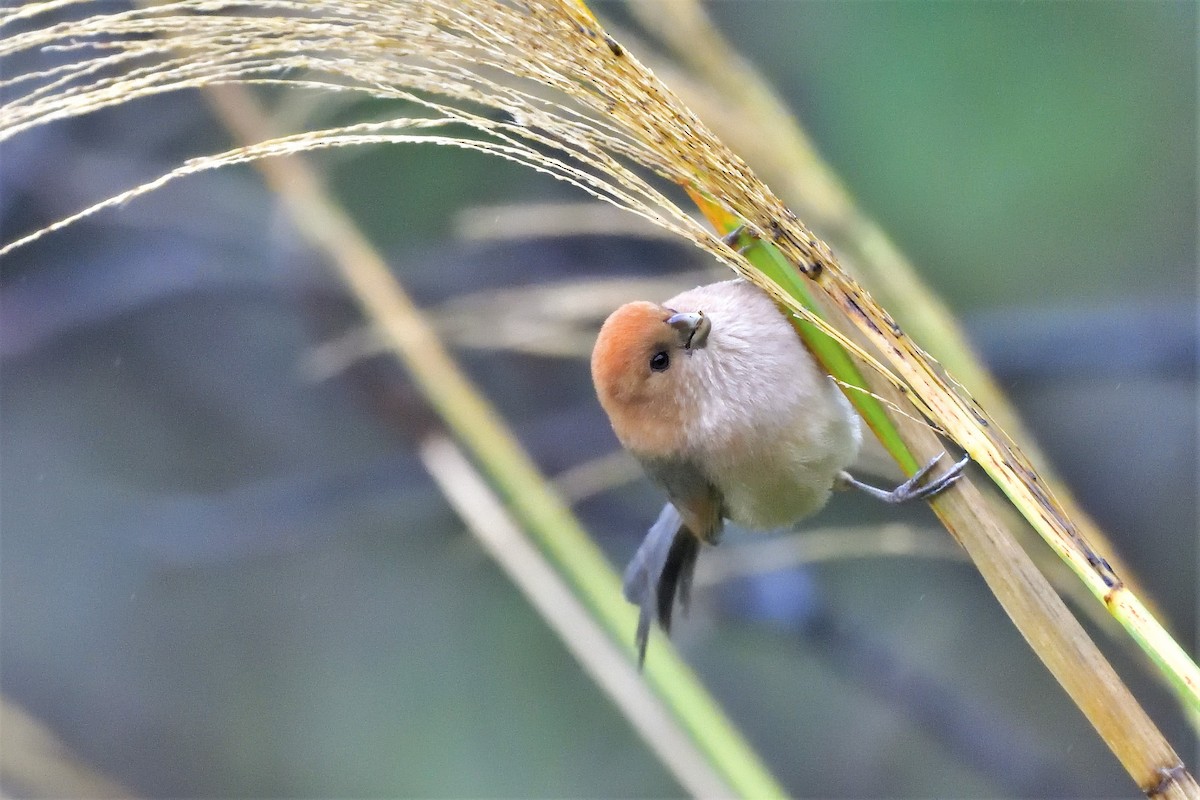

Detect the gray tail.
[{"left": 622, "top": 503, "right": 700, "bottom": 668}]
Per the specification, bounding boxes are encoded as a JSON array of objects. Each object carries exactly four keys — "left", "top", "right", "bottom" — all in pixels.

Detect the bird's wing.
[{"left": 641, "top": 456, "right": 724, "bottom": 543}]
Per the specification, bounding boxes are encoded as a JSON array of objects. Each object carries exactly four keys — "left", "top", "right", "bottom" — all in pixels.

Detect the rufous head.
[{"left": 591, "top": 300, "right": 711, "bottom": 457}]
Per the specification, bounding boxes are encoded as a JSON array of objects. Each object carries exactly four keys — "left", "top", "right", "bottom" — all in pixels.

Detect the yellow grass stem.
[{"left": 625, "top": 0, "right": 1170, "bottom": 661}]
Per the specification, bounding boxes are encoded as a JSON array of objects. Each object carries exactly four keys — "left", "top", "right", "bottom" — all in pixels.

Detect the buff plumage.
[{"left": 592, "top": 278, "right": 965, "bottom": 665}]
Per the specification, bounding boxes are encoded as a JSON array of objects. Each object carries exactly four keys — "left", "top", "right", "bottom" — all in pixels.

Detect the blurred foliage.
[
  {"left": 707, "top": 0, "right": 1197, "bottom": 306},
  {"left": 1, "top": 1, "right": 1195, "bottom": 797}
]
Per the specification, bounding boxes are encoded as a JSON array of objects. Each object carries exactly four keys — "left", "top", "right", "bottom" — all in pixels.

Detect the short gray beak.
[{"left": 666, "top": 310, "right": 711, "bottom": 350}]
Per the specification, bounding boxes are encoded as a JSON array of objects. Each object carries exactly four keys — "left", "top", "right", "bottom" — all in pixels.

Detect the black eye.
[{"left": 649, "top": 351, "right": 670, "bottom": 372}]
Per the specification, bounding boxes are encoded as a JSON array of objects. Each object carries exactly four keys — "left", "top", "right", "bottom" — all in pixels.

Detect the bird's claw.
[
  {"left": 841, "top": 452, "right": 969, "bottom": 505},
  {"left": 891, "top": 452, "right": 969, "bottom": 503},
  {"left": 720, "top": 224, "right": 754, "bottom": 254}
]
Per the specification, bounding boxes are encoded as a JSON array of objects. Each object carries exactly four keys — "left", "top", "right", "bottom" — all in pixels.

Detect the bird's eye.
[{"left": 649, "top": 351, "right": 670, "bottom": 372}]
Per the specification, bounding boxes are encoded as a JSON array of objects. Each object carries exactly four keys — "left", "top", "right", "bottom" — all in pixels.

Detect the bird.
[{"left": 590, "top": 278, "right": 967, "bottom": 665}]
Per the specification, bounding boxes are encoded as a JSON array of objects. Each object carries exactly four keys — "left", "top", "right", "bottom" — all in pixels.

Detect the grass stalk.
[
  {"left": 588, "top": 0, "right": 1200, "bottom": 723},
  {"left": 418, "top": 434, "right": 731, "bottom": 797},
  {"left": 624, "top": 0, "right": 1169, "bottom": 637},
  {"left": 691, "top": 206, "right": 1198, "bottom": 796}
]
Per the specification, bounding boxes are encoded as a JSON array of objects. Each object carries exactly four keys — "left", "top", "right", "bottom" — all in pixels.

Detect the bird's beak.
[{"left": 666, "top": 310, "right": 711, "bottom": 350}]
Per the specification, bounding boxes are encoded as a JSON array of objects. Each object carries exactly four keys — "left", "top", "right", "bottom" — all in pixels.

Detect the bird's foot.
[
  {"left": 720, "top": 224, "right": 754, "bottom": 254},
  {"left": 839, "top": 452, "right": 969, "bottom": 505}
]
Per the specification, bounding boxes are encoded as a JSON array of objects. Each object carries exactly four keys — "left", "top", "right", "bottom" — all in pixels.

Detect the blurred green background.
[{"left": 1, "top": 1, "right": 1195, "bottom": 797}]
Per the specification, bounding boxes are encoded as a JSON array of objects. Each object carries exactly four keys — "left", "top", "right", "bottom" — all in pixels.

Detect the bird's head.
[{"left": 591, "top": 300, "right": 711, "bottom": 456}]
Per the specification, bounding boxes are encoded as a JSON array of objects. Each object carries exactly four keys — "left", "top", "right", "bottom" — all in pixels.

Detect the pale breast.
[
  {"left": 664, "top": 279, "right": 862, "bottom": 530},
  {"left": 710, "top": 387, "right": 860, "bottom": 529}
]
